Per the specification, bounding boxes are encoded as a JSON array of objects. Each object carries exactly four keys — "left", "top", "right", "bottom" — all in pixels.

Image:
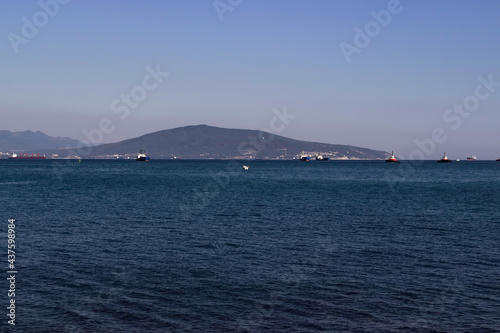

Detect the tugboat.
[
  {"left": 437, "top": 152, "right": 452, "bottom": 163},
  {"left": 385, "top": 151, "right": 400, "bottom": 163},
  {"left": 466, "top": 155, "right": 477, "bottom": 161},
  {"left": 315, "top": 155, "right": 330, "bottom": 161},
  {"left": 136, "top": 149, "right": 150, "bottom": 161}
]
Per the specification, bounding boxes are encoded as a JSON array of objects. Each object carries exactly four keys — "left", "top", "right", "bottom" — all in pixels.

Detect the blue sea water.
[{"left": 0, "top": 159, "right": 499, "bottom": 332}]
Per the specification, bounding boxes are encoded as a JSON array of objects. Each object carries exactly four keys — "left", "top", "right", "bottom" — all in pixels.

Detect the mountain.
[
  {"left": 43, "top": 125, "right": 388, "bottom": 160},
  {"left": 0, "top": 130, "right": 83, "bottom": 152}
]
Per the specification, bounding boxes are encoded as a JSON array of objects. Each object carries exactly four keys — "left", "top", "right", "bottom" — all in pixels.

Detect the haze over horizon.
[{"left": 1, "top": 0, "right": 500, "bottom": 159}]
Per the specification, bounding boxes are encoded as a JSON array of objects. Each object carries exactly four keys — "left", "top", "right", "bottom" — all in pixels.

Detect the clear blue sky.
[{"left": 1, "top": 0, "right": 499, "bottom": 159}]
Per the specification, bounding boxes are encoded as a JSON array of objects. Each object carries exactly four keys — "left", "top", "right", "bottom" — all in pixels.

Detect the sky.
[{"left": 1, "top": 0, "right": 500, "bottom": 159}]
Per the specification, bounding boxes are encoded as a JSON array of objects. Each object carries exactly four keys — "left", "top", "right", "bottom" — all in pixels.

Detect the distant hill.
[
  {"left": 0, "top": 130, "right": 83, "bottom": 152},
  {"left": 42, "top": 125, "right": 388, "bottom": 160}
]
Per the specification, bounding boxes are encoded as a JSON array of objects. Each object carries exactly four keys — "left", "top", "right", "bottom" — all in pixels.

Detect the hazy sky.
[{"left": 1, "top": 0, "right": 500, "bottom": 159}]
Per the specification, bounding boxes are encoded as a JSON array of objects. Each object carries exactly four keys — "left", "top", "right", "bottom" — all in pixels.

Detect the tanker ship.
[{"left": 8, "top": 153, "right": 47, "bottom": 160}]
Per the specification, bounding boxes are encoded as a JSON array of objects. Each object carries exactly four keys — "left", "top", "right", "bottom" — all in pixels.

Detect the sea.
[{"left": 0, "top": 159, "right": 499, "bottom": 332}]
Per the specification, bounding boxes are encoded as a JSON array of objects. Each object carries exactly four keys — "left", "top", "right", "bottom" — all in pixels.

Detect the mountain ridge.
[
  {"left": 33, "top": 125, "right": 389, "bottom": 160},
  {"left": 0, "top": 130, "right": 84, "bottom": 152}
]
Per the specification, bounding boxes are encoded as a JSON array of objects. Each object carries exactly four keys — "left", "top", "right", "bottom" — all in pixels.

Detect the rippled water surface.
[{"left": 1, "top": 160, "right": 499, "bottom": 332}]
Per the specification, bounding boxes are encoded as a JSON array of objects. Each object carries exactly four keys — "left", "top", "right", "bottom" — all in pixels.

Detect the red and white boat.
[
  {"left": 385, "top": 151, "right": 400, "bottom": 163},
  {"left": 437, "top": 152, "right": 452, "bottom": 163}
]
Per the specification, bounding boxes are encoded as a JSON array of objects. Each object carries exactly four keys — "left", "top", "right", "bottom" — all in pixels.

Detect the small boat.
[
  {"left": 385, "top": 151, "right": 400, "bottom": 163},
  {"left": 437, "top": 152, "right": 452, "bottom": 163},
  {"left": 315, "top": 155, "right": 330, "bottom": 161},
  {"left": 300, "top": 156, "right": 310, "bottom": 161},
  {"left": 466, "top": 155, "right": 477, "bottom": 161},
  {"left": 136, "top": 149, "right": 150, "bottom": 161},
  {"left": 242, "top": 165, "right": 249, "bottom": 170}
]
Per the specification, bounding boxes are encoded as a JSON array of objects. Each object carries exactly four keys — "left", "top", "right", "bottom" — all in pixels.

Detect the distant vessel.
[
  {"left": 437, "top": 152, "right": 452, "bottom": 163},
  {"left": 242, "top": 165, "right": 249, "bottom": 170},
  {"left": 496, "top": 158, "right": 500, "bottom": 162},
  {"left": 315, "top": 155, "right": 329, "bottom": 161},
  {"left": 300, "top": 156, "right": 310, "bottom": 161},
  {"left": 136, "top": 150, "right": 150, "bottom": 161},
  {"left": 8, "top": 153, "right": 46, "bottom": 160},
  {"left": 466, "top": 155, "right": 477, "bottom": 161},
  {"left": 385, "top": 151, "right": 400, "bottom": 163}
]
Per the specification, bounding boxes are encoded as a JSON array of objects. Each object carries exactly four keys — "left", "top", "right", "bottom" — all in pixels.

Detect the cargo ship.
[
  {"left": 466, "top": 155, "right": 477, "bottom": 161},
  {"left": 8, "top": 153, "right": 46, "bottom": 160},
  {"left": 136, "top": 149, "right": 150, "bottom": 161}
]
